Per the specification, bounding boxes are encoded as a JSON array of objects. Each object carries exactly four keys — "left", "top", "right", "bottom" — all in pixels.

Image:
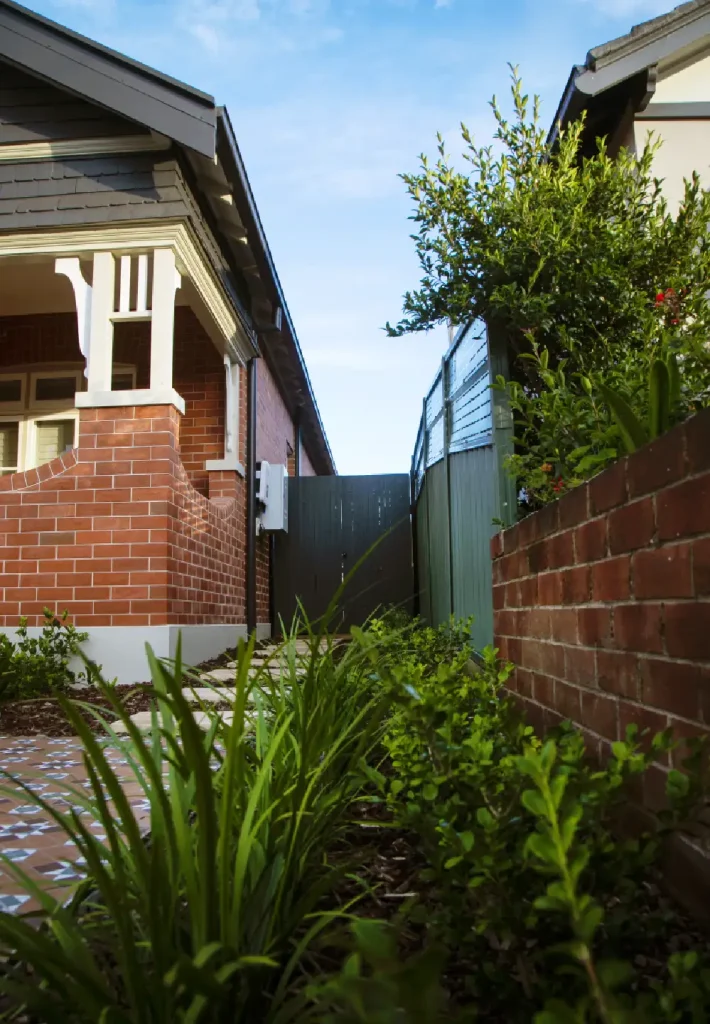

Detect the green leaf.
[
  {"left": 599, "top": 384, "right": 647, "bottom": 453},
  {"left": 649, "top": 358, "right": 670, "bottom": 439},
  {"left": 667, "top": 351, "right": 681, "bottom": 408},
  {"left": 521, "top": 788, "right": 547, "bottom": 818},
  {"left": 596, "top": 958, "right": 634, "bottom": 990},
  {"left": 460, "top": 830, "right": 475, "bottom": 851},
  {"left": 422, "top": 782, "right": 438, "bottom": 801},
  {"left": 475, "top": 807, "right": 493, "bottom": 829}
]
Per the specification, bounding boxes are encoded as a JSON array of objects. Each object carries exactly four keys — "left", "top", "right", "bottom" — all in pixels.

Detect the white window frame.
[
  {"left": 29, "top": 369, "right": 83, "bottom": 410},
  {"left": 0, "top": 416, "right": 24, "bottom": 475},
  {"left": 0, "top": 364, "right": 137, "bottom": 472},
  {"left": 24, "top": 409, "right": 80, "bottom": 471},
  {"left": 0, "top": 374, "right": 27, "bottom": 415}
]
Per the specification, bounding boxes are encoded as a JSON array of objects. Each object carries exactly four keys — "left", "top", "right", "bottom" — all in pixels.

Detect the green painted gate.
[
  {"left": 412, "top": 321, "right": 516, "bottom": 651},
  {"left": 273, "top": 474, "right": 413, "bottom": 631}
]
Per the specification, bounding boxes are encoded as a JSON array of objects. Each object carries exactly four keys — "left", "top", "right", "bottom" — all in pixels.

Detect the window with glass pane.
[
  {"left": 0, "top": 423, "right": 19, "bottom": 474},
  {"left": 0, "top": 379, "right": 22, "bottom": 404},
  {"left": 111, "top": 373, "right": 134, "bottom": 391},
  {"left": 34, "top": 376, "right": 77, "bottom": 402},
  {"left": 36, "top": 420, "right": 75, "bottom": 465}
]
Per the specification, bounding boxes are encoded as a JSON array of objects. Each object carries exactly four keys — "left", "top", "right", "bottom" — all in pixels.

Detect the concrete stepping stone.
[
  {"left": 201, "top": 669, "right": 235, "bottom": 683},
  {"left": 114, "top": 708, "right": 235, "bottom": 734},
  {"left": 181, "top": 687, "right": 232, "bottom": 704}
]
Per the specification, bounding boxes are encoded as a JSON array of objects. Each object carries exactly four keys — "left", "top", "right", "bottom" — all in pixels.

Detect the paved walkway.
[
  {"left": 0, "top": 640, "right": 327, "bottom": 913},
  {"left": 0, "top": 734, "right": 152, "bottom": 914}
]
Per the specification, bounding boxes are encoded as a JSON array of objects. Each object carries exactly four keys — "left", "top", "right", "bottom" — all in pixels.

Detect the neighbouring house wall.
[
  {"left": 654, "top": 53, "right": 710, "bottom": 103},
  {"left": 492, "top": 410, "right": 710, "bottom": 902},
  {"left": 632, "top": 118, "right": 710, "bottom": 211},
  {"left": 626, "top": 51, "right": 710, "bottom": 211}
]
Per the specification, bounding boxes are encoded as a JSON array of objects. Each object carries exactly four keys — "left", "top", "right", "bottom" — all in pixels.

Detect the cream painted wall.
[
  {"left": 633, "top": 119, "right": 710, "bottom": 210},
  {"left": 655, "top": 52, "right": 710, "bottom": 103}
]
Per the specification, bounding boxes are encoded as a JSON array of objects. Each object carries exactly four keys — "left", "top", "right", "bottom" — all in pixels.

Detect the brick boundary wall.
[{"left": 492, "top": 409, "right": 710, "bottom": 905}]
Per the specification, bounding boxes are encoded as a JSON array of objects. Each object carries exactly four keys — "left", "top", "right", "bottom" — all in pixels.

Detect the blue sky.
[{"left": 27, "top": 0, "right": 672, "bottom": 474}]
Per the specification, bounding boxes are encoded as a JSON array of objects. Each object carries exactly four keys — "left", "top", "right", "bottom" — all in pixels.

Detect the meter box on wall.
[{"left": 257, "top": 461, "right": 289, "bottom": 532}]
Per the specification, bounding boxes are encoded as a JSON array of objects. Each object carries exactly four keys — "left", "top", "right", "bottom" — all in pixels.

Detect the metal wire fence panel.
[
  {"left": 411, "top": 320, "right": 499, "bottom": 646},
  {"left": 425, "top": 371, "right": 444, "bottom": 427},
  {"left": 427, "top": 416, "right": 445, "bottom": 466},
  {"left": 450, "top": 371, "right": 493, "bottom": 453},
  {"left": 450, "top": 322, "right": 488, "bottom": 394}
]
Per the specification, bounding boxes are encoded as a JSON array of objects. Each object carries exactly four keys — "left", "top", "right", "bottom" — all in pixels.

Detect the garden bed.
[{"left": 0, "top": 685, "right": 157, "bottom": 737}]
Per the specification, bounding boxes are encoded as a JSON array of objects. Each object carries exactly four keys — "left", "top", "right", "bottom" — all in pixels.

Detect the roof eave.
[{"left": 215, "top": 110, "right": 336, "bottom": 476}]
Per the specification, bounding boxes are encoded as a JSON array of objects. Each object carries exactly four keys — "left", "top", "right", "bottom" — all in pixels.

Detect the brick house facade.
[{"left": 0, "top": 0, "right": 334, "bottom": 681}]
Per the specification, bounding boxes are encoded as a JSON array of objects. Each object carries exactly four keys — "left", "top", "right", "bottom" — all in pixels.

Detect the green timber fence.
[{"left": 411, "top": 320, "right": 517, "bottom": 650}]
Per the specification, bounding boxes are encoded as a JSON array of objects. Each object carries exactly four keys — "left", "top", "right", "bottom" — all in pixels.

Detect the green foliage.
[
  {"left": 519, "top": 739, "right": 710, "bottom": 1022},
  {"left": 388, "top": 69, "right": 710, "bottom": 506},
  {"left": 307, "top": 920, "right": 450, "bottom": 1023},
  {"left": 375, "top": 636, "right": 710, "bottom": 1020},
  {"left": 0, "top": 609, "right": 91, "bottom": 702},
  {"left": 599, "top": 348, "right": 682, "bottom": 454},
  {"left": 0, "top": 622, "right": 393, "bottom": 1022}
]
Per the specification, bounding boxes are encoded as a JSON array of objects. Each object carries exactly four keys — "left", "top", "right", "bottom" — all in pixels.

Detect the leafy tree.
[{"left": 388, "top": 70, "right": 710, "bottom": 506}]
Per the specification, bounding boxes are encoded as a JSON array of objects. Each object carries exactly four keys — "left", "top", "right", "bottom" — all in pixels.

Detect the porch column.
[
  {"left": 206, "top": 355, "right": 244, "bottom": 474},
  {"left": 66, "top": 247, "right": 185, "bottom": 414}
]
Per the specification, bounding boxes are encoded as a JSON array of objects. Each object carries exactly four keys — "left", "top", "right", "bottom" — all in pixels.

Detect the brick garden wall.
[{"left": 492, "top": 411, "right": 710, "bottom": 896}]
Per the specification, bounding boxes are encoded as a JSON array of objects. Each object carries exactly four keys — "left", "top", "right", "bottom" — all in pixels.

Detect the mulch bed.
[
  {"left": 0, "top": 643, "right": 245, "bottom": 738},
  {"left": 0, "top": 685, "right": 158, "bottom": 737}
]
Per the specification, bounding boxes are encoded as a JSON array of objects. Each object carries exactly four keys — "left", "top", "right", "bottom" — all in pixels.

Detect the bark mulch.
[{"left": 0, "top": 686, "right": 157, "bottom": 737}]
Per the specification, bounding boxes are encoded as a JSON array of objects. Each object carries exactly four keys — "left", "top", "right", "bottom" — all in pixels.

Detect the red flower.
[
  {"left": 655, "top": 292, "right": 665, "bottom": 305},
  {"left": 552, "top": 477, "right": 565, "bottom": 493},
  {"left": 665, "top": 288, "right": 676, "bottom": 297}
]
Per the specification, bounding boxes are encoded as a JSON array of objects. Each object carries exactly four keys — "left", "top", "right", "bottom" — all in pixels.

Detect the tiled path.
[
  {"left": 0, "top": 640, "right": 331, "bottom": 914},
  {"left": 0, "top": 734, "right": 151, "bottom": 914}
]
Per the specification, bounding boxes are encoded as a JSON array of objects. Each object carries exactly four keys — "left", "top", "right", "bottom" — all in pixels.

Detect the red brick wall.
[
  {"left": 492, "top": 409, "right": 710, "bottom": 791},
  {"left": 256, "top": 358, "right": 295, "bottom": 467},
  {"left": 300, "top": 445, "right": 316, "bottom": 477},
  {"left": 0, "top": 310, "right": 226, "bottom": 498},
  {"left": 0, "top": 404, "right": 247, "bottom": 627},
  {"left": 0, "top": 312, "right": 322, "bottom": 632}
]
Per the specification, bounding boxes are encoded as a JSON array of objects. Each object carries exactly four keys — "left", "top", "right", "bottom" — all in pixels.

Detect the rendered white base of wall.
[{"left": 0, "top": 623, "right": 272, "bottom": 685}]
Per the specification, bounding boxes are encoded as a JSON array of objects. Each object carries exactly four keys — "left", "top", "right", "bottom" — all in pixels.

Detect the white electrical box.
[{"left": 258, "top": 462, "right": 288, "bottom": 532}]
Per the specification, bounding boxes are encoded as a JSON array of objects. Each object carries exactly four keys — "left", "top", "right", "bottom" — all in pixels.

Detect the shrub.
[
  {"left": 0, "top": 609, "right": 91, "bottom": 703},
  {"left": 387, "top": 70, "right": 710, "bottom": 508},
  {"left": 370, "top": 640, "right": 710, "bottom": 1019},
  {"left": 0, "top": 621, "right": 393, "bottom": 1022}
]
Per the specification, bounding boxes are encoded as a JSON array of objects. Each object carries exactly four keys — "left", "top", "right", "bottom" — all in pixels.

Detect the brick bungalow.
[{"left": 0, "top": 0, "right": 335, "bottom": 681}]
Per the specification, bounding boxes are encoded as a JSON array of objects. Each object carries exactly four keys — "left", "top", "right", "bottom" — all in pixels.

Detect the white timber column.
[
  {"left": 71, "top": 247, "right": 185, "bottom": 413},
  {"left": 86, "top": 251, "right": 115, "bottom": 393},
  {"left": 206, "top": 356, "right": 244, "bottom": 474},
  {"left": 150, "top": 247, "right": 181, "bottom": 393}
]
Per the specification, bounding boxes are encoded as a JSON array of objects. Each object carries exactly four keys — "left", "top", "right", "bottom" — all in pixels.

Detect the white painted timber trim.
[
  {"left": 0, "top": 222, "right": 255, "bottom": 363},
  {"left": 0, "top": 624, "right": 270, "bottom": 684},
  {"left": 75, "top": 387, "right": 186, "bottom": 414},
  {"left": 205, "top": 458, "right": 245, "bottom": 475},
  {"left": 0, "top": 135, "right": 172, "bottom": 163}
]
